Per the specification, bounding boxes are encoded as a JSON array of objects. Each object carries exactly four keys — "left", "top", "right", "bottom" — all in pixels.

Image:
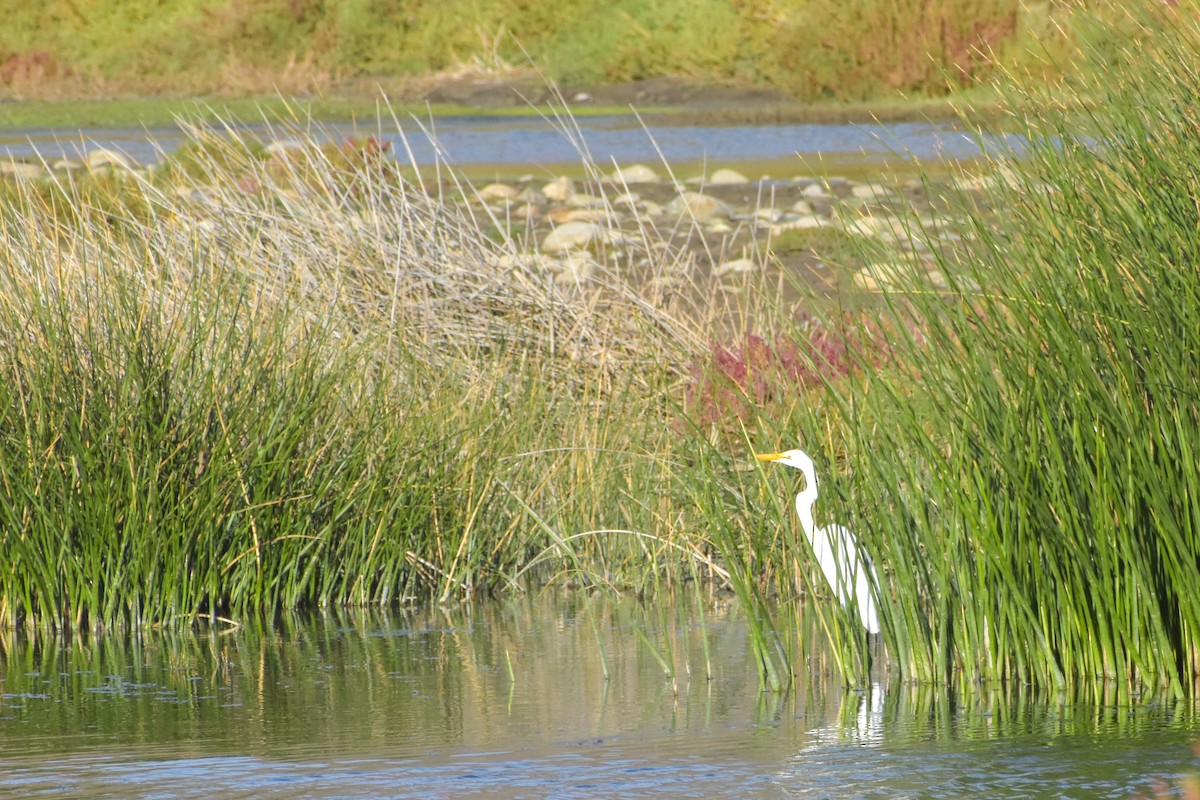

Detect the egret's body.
[{"left": 756, "top": 449, "right": 880, "bottom": 634}]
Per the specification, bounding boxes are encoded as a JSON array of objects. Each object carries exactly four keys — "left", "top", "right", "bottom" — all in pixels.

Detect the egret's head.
[{"left": 755, "top": 448, "right": 816, "bottom": 476}]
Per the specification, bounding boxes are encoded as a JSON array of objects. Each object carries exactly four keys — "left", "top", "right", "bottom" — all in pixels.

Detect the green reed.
[
  {"left": 764, "top": 1, "right": 1200, "bottom": 697},
  {"left": 0, "top": 117, "right": 716, "bottom": 634}
]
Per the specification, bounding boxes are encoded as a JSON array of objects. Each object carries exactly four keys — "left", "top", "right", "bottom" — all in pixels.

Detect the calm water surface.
[
  {"left": 0, "top": 114, "right": 1010, "bottom": 169},
  {"left": 0, "top": 595, "right": 1195, "bottom": 799}
]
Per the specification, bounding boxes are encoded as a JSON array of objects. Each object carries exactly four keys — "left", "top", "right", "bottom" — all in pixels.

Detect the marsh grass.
[
  {"left": 748, "top": 1, "right": 1200, "bottom": 698},
  {"left": 0, "top": 107, "right": 733, "bottom": 633},
  {"left": 6, "top": 0, "right": 1200, "bottom": 705}
]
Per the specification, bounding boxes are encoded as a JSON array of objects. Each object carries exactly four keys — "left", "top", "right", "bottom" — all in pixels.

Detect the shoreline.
[{"left": 0, "top": 75, "right": 1001, "bottom": 132}]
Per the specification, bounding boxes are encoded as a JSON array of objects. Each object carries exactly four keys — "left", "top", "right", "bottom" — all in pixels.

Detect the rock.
[
  {"left": 608, "top": 163, "right": 660, "bottom": 184},
  {"left": 565, "top": 192, "right": 603, "bottom": 209},
  {"left": 86, "top": 148, "right": 133, "bottom": 170},
  {"left": 542, "top": 175, "right": 575, "bottom": 202},
  {"left": 477, "top": 182, "right": 519, "bottom": 202},
  {"left": 854, "top": 262, "right": 904, "bottom": 291},
  {"left": 641, "top": 201, "right": 663, "bottom": 216},
  {"left": 610, "top": 191, "right": 641, "bottom": 208},
  {"left": 790, "top": 199, "right": 814, "bottom": 215},
  {"left": 707, "top": 221, "right": 734, "bottom": 234},
  {"left": 264, "top": 139, "right": 303, "bottom": 158},
  {"left": 665, "top": 192, "right": 731, "bottom": 223},
  {"left": 495, "top": 253, "right": 558, "bottom": 275},
  {"left": 516, "top": 186, "right": 547, "bottom": 204},
  {"left": 714, "top": 257, "right": 758, "bottom": 276},
  {"left": 0, "top": 159, "right": 43, "bottom": 180},
  {"left": 851, "top": 183, "right": 893, "bottom": 201},
  {"left": 542, "top": 221, "right": 604, "bottom": 253},
  {"left": 554, "top": 252, "right": 597, "bottom": 284},
  {"left": 801, "top": 183, "right": 834, "bottom": 199},
  {"left": 753, "top": 207, "right": 783, "bottom": 223},
  {"left": 708, "top": 168, "right": 750, "bottom": 185},
  {"left": 773, "top": 215, "right": 831, "bottom": 232},
  {"left": 845, "top": 215, "right": 908, "bottom": 239},
  {"left": 52, "top": 158, "right": 82, "bottom": 171},
  {"left": 854, "top": 260, "right": 923, "bottom": 291},
  {"left": 559, "top": 208, "right": 618, "bottom": 224}
]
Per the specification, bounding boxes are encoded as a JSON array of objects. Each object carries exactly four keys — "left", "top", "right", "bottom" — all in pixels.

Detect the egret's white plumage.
[{"left": 756, "top": 448, "right": 880, "bottom": 634}]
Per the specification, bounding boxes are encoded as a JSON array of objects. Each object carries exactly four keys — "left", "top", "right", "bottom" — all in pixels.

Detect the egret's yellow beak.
[{"left": 755, "top": 452, "right": 783, "bottom": 462}]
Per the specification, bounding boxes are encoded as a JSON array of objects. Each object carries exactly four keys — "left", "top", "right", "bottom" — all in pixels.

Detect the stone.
[
  {"left": 852, "top": 183, "right": 893, "bottom": 201},
  {"left": 565, "top": 192, "right": 603, "bottom": 209},
  {"left": 542, "top": 175, "right": 575, "bottom": 202},
  {"left": 665, "top": 192, "right": 731, "bottom": 223},
  {"left": 610, "top": 192, "right": 641, "bottom": 208},
  {"left": 773, "top": 215, "right": 831, "bottom": 232},
  {"left": 802, "top": 183, "right": 833, "bottom": 199},
  {"left": 608, "top": 163, "right": 660, "bottom": 184},
  {"left": 559, "top": 208, "right": 617, "bottom": 224},
  {"left": 854, "top": 262, "right": 905, "bottom": 291},
  {"left": 495, "top": 253, "right": 558, "bottom": 275},
  {"left": 264, "top": 139, "right": 303, "bottom": 158},
  {"left": 714, "top": 257, "right": 758, "bottom": 276},
  {"left": 541, "top": 221, "right": 603, "bottom": 253},
  {"left": 845, "top": 215, "right": 908, "bottom": 239},
  {"left": 554, "top": 252, "right": 597, "bottom": 284},
  {"left": 0, "top": 159, "right": 43, "bottom": 179},
  {"left": 790, "top": 199, "right": 814, "bottom": 215},
  {"left": 708, "top": 168, "right": 750, "bottom": 185},
  {"left": 516, "top": 186, "right": 547, "bottom": 204},
  {"left": 86, "top": 148, "right": 133, "bottom": 170},
  {"left": 476, "top": 182, "right": 519, "bottom": 202}
]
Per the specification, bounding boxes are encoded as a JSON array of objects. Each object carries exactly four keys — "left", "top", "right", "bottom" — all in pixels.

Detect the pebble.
[
  {"left": 86, "top": 148, "right": 133, "bottom": 170},
  {"left": 665, "top": 192, "right": 731, "bottom": 223},
  {"left": 541, "top": 221, "right": 604, "bottom": 253},
  {"left": 0, "top": 160, "right": 43, "bottom": 179},
  {"left": 708, "top": 168, "right": 750, "bottom": 185},
  {"left": 608, "top": 164, "right": 661, "bottom": 184},
  {"left": 554, "top": 252, "right": 597, "bottom": 284},
  {"left": 714, "top": 257, "right": 758, "bottom": 276},
  {"left": 542, "top": 175, "right": 575, "bottom": 202},
  {"left": 851, "top": 183, "right": 893, "bottom": 201},
  {"left": 477, "top": 182, "right": 519, "bottom": 202}
]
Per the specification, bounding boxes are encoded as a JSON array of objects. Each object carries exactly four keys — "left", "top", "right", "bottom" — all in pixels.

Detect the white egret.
[{"left": 755, "top": 449, "right": 880, "bottom": 634}]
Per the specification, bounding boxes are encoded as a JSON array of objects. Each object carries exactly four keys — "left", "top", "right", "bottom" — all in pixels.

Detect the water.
[
  {"left": 0, "top": 595, "right": 1195, "bottom": 799},
  {"left": 0, "top": 114, "right": 1007, "bottom": 169}
]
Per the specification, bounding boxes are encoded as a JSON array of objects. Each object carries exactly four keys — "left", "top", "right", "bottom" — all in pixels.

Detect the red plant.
[{"left": 685, "top": 314, "right": 900, "bottom": 429}]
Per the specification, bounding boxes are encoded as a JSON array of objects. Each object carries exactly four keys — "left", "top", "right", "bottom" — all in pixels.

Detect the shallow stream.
[
  {"left": 0, "top": 595, "right": 1195, "bottom": 799},
  {"left": 0, "top": 114, "right": 1008, "bottom": 172}
]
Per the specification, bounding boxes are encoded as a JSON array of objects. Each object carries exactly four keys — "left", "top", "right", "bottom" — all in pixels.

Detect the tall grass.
[
  {"left": 0, "top": 115, "right": 724, "bottom": 633},
  {"left": 747, "top": 1, "right": 1200, "bottom": 698}
]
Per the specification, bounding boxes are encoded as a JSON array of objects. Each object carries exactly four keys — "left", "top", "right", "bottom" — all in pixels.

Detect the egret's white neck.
[{"left": 794, "top": 483, "right": 818, "bottom": 540}]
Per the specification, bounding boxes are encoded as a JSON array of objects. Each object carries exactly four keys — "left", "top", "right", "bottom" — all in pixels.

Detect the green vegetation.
[
  {"left": 3, "top": 0, "right": 1200, "bottom": 704},
  {"left": 729, "top": 1, "right": 1200, "bottom": 698},
  {"left": 0, "top": 127, "right": 719, "bottom": 630},
  {"left": 0, "top": 0, "right": 1118, "bottom": 104}
]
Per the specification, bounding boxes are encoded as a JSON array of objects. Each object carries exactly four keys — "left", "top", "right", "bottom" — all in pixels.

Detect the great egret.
[{"left": 755, "top": 449, "right": 881, "bottom": 634}]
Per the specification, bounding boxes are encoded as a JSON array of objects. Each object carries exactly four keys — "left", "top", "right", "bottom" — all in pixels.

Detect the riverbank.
[
  {"left": 0, "top": 74, "right": 1005, "bottom": 131},
  {"left": 0, "top": 1, "right": 1041, "bottom": 105}
]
